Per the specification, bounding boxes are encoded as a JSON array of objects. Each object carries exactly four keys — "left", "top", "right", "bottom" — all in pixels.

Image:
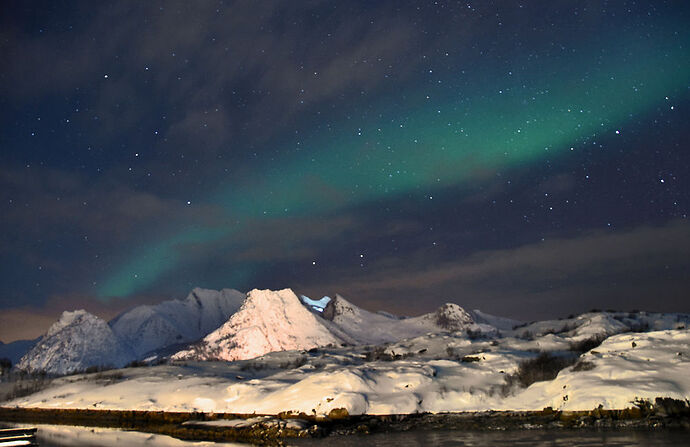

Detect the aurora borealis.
[{"left": 2, "top": 1, "right": 689, "bottom": 341}]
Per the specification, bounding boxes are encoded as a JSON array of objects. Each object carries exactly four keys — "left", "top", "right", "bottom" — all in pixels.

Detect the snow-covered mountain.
[
  {"left": 173, "top": 289, "right": 345, "bottom": 361},
  {"left": 15, "top": 288, "right": 246, "bottom": 375},
  {"left": 10, "top": 326, "right": 690, "bottom": 416},
  {"left": 174, "top": 291, "right": 496, "bottom": 361},
  {"left": 320, "top": 294, "right": 494, "bottom": 345},
  {"left": 17, "top": 284, "right": 688, "bottom": 378},
  {"left": 6, "top": 288, "right": 690, "bottom": 416},
  {"left": 110, "top": 287, "right": 245, "bottom": 358},
  {"left": 17, "top": 310, "right": 133, "bottom": 375}
]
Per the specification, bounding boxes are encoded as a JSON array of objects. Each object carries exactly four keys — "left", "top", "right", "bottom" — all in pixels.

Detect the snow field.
[{"left": 8, "top": 329, "right": 689, "bottom": 415}]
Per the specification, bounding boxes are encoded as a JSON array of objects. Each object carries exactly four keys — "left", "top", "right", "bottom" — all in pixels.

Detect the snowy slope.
[
  {"left": 16, "top": 310, "right": 133, "bottom": 375},
  {"left": 172, "top": 289, "right": 344, "bottom": 362},
  {"left": 470, "top": 309, "right": 522, "bottom": 332},
  {"left": 322, "top": 295, "right": 494, "bottom": 345},
  {"left": 9, "top": 328, "right": 689, "bottom": 415},
  {"left": 110, "top": 287, "right": 245, "bottom": 358},
  {"left": 509, "top": 311, "right": 689, "bottom": 341},
  {"left": 501, "top": 329, "right": 690, "bottom": 411}
]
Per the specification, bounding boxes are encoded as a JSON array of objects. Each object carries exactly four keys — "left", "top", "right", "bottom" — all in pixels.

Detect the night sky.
[{"left": 2, "top": 1, "right": 689, "bottom": 342}]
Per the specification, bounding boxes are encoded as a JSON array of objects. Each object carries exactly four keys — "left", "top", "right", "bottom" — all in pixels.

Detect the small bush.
[
  {"left": 363, "top": 346, "right": 413, "bottom": 362},
  {"left": 503, "top": 352, "right": 577, "bottom": 393},
  {"left": 2, "top": 376, "right": 50, "bottom": 401},
  {"left": 278, "top": 356, "right": 308, "bottom": 370},
  {"left": 92, "top": 371, "right": 124, "bottom": 381},
  {"left": 512, "top": 321, "right": 533, "bottom": 330},
  {"left": 126, "top": 360, "right": 147, "bottom": 368},
  {"left": 0, "top": 358, "right": 11, "bottom": 371},
  {"left": 569, "top": 335, "right": 605, "bottom": 354},
  {"left": 81, "top": 364, "right": 115, "bottom": 375},
  {"left": 465, "top": 329, "right": 483, "bottom": 340},
  {"left": 519, "top": 330, "right": 534, "bottom": 341},
  {"left": 629, "top": 321, "right": 650, "bottom": 332},
  {"left": 461, "top": 355, "right": 481, "bottom": 363}
]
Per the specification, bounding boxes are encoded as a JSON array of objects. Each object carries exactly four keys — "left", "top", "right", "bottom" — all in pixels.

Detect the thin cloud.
[{"left": 300, "top": 220, "right": 690, "bottom": 319}]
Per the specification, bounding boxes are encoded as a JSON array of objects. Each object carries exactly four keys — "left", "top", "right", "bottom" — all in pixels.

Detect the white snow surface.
[
  {"left": 507, "top": 310, "right": 688, "bottom": 341},
  {"left": 172, "top": 289, "right": 344, "bottom": 361},
  {"left": 501, "top": 330, "right": 690, "bottom": 411},
  {"left": 320, "top": 295, "right": 494, "bottom": 346},
  {"left": 8, "top": 326, "right": 689, "bottom": 415},
  {"left": 470, "top": 309, "right": 522, "bottom": 332},
  {"left": 16, "top": 310, "right": 133, "bottom": 375},
  {"left": 110, "top": 287, "right": 245, "bottom": 358},
  {"left": 24, "top": 423, "right": 244, "bottom": 446},
  {"left": 6, "top": 288, "right": 690, "bottom": 416}
]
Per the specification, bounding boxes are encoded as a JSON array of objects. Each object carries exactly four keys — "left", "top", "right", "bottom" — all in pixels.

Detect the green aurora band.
[{"left": 98, "top": 33, "right": 689, "bottom": 298}]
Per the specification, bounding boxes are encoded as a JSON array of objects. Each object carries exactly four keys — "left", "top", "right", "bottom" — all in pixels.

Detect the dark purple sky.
[{"left": 1, "top": 1, "right": 689, "bottom": 341}]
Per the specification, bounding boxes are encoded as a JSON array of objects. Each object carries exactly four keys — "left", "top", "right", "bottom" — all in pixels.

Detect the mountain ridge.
[{"left": 17, "top": 288, "right": 245, "bottom": 374}]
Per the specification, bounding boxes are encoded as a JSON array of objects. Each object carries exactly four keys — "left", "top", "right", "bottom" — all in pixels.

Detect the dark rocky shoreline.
[{"left": 1, "top": 398, "right": 688, "bottom": 446}]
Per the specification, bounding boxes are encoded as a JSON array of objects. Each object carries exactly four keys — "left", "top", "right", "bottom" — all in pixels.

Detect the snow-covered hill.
[
  {"left": 321, "top": 295, "right": 494, "bottom": 345},
  {"left": 173, "top": 289, "right": 345, "bottom": 362},
  {"left": 7, "top": 327, "right": 690, "bottom": 415},
  {"left": 5, "top": 290, "right": 690, "bottom": 414},
  {"left": 507, "top": 310, "right": 689, "bottom": 341},
  {"left": 16, "top": 310, "right": 133, "bottom": 375},
  {"left": 470, "top": 309, "right": 522, "bottom": 332},
  {"left": 110, "top": 287, "right": 245, "bottom": 358},
  {"left": 12, "top": 284, "right": 690, "bottom": 385}
]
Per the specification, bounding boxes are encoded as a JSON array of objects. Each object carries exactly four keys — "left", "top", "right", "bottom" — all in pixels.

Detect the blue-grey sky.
[{"left": 1, "top": 1, "right": 689, "bottom": 341}]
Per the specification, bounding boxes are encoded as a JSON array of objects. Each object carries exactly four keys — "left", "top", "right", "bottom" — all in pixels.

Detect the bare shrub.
[
  {"left": 465, "top": 329, "right": 483, "bottom": 340},
  {"left": 461, "top": 355, "right": 481, "bottom": 363},
  {"left": 0, "top": 358, "right": 11, "bottom": 375},
  {"left": 2, "top": 374, "right": 51, "bottom": 401},
  {"left": 518, "top": 330, "right": 534, "bottom": 341},
  {"left": 363, "top": 346, "right": 414, "bottom": 362},
  {"left": 502, "top": 352, "right": 577, "bottom": 394},
  {"left": 569, "top": 335, "right": 606, "bottom": 354},
  {"left": 629, "top": 321, "right": 650, "bottom": 332},
  {"left": 278, "top": 356, "right": 308, "bottom": 370},
  {"left": 126, "top": 360, "right": 147, "bottom": 368}
]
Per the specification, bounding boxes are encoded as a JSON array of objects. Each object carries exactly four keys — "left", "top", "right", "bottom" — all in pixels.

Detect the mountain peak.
[
  {"left": 46, "top": 309, "right": 97, "bottom": 337},
  {"left": 110, "top": 287, "right": 245, "bottom": 358},
  {"left": 322, "top": 294, "right": 357, "bottom": 321},
  {"left": 173, "top": 288, "right": 342, "bottom": 362},
  {"left": 433, "top": 303, "right": 475, "bottom": 331},
  {"left": 18, "top": 310, "right": 132, "bottom": 375}
]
